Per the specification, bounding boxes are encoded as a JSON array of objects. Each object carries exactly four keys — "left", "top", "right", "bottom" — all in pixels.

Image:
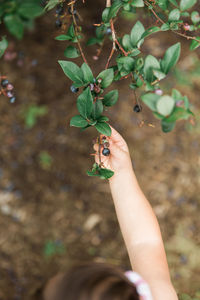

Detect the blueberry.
[
  {"left": 56, "top": 5, "right": 64, "bottom": 15},
  {"left": 55, "top": 19, "right": 62, "bottom": 28},
  {"left": 133, "top": 104, "right": 142, "bottom": 113},
  {"left": 10, "top": 96, "right": 16, "bottom": 103},
  {"left": 106, "top": 28, "right": 112, "bottom": 34},
  {"left": 102, "top": 148, "right": 110, "bottom": 156},
  {"left": 1, "top": 79, "right": 9, "bottom": 87},
  {"left": 70, "top": 85, "right": 79, "bottom": 93}
]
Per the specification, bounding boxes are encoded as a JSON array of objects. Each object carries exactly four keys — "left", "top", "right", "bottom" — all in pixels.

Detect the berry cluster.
[
  {"left": 70, "top": 78, "right": 103, "bottom": 95},
  {"left": 55, "top": 4, "right": 64, "bottom": 28},
  {"left": 0, "top": 77, "right": 16, "bottom": 103}
]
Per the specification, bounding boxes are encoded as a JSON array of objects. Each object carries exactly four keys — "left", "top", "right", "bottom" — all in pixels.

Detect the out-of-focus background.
[{"left": 0, "top": 0, "right": 200, "bottom": 299}]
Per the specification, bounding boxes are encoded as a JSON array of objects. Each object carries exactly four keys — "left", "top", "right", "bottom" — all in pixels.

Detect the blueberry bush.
[{"left": 44, "top": 0, "right": 199, "bottom": 179}]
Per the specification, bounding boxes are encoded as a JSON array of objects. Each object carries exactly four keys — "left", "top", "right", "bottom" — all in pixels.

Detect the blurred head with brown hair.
[{"left": 34, "top": 262, "right": 140, "bottom": 300}]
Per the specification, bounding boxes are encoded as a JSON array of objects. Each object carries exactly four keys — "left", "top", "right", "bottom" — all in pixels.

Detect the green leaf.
[
  {"left": 18, "top": 2, "right": 44, "bottom": 19},
  {"left": 68, "top": 24, "right": 75, "bottom": 37},
  {"left": 161, "top": 23, "right": 170, "bottom": 31},
  {"left": 98, "top": 116, "right": 109, "bottom": 122},
  {"left": 156, "top": 95, "right": 175, "bottom": 116},
  {"left": 91, "top": 100, "right": 104, "bottom": 119},
  {"left": 0, "top": 37, "right": 8, "bottom": 58},
  {"left": 109, "top": 0, "right": 123, "bottom": 18},
  {"left": 169, "top": 0, "right": 178, "bottom": 7},
  {"left": 153, "top": 69, "right": 166, "bottom": 80},
  {"left": 140, "top": 26, "right": 160, "bottom": 39},
  {"left": 64, "top": 46, "right": 80, "bottom": 58},
  {"left": 102, "top": 8, "right": 110, "bottom": 23},
  {"left": 131, "top": 0, "right": 144, "bottom": 7},
  {"left": 161, "top": 120, "right": 176, "bottom": 132},
  {"left": 168, "top": 8, "right": 180, "bottom": 21},
  {"left": 143, "top": 55, "right": 160, "bottom": 82},
  {"left": 180, "top": 0, "right": 197, "bottom": 11},
  {"left": 77, "top": 87, "right": 93, "bottom": 118},
  {"left": 103, "top": 90, "right": 118, "bottom": 106},
  {"left": 122, "top": 34, "right": 133, "bottom": 50},
  {"left": 81, "top": 63, "right": 94, "bottom": 83},
  {"left": 4, "top": 15, "right": 24, "bottom": 40},
  {"left": 97, "top": 68, "right": 114, "bottom": 89},
  {"left": 171, "top": 88, "right": 183, "bottom": 100},
  {"left": 160, "top": 42, "right": 181, "bottom": 74},
  {"left": 95, "top": 122, "right": 111, "bottom": 136},
  {"left": 99, "top": 168, "right": 114, "bottom": 179},
  {"left": 141, "top": 93, "right": 160, "bottom": 111},
  {"left": 164, "top": 107, "right": 192, "bottom": 122},
  {"left": 70, "top": 115, "right": 88, "bottom": 128},
  {"left": 55, "top": 35, "right": 72, "bottom": 41},
  {"left": 190, "top": 37, "right": 200, "bottom": 50},
  {"left": 58, "top": 61, "right": 84, "bottom": 86},
  {"left": 87, "top": 37, "right": 102, "bottom": 46},
  {"left": 191, "top": 11, "right": 200, "bottom": 24},
  {"left": 157, "top": 0, "right": 169, "bottom": 10},
  {"left": 45, "top": 0, "right": 59, "bottom": 10},
  {"left": 130, "top": 21, "right": 145, "bottom": 47},
  {"left": 117, "top": 56, "right": 135, "bottom": 72}
]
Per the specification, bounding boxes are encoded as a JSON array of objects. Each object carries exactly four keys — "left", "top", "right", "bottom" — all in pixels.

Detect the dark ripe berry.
[
  {"left": 55, "top": 19, "right": 62, "bottom": 28},
  {"left": 7, "top": 83, "right": 14, "bottom": 91},
  {"left": 102, "top": 148, "right": 110, "bottom": 156},
  {"left": 56, "top": 5, "right": 64, "bottom": 15},
  {"left": 70, "top": 85, "right": 79, "bottom": 93},
  {"left": 133, "top": 104, "right": 142, "bottom": 113},
  {"left": 10, "top": 96, "right": 16, "bottom": 103},
  {"left": 1, "top": 79, "right": 9, "bottom": 87}
]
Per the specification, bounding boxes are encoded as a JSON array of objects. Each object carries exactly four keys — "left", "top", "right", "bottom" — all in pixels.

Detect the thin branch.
[
  {"left": 70, "top": 3, "right": 88, "bottom": 64},
  {"left": 105, "top": 46, "right": 115, "bottom": 69}
]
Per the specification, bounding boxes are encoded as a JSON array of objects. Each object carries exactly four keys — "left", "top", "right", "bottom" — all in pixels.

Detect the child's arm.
[{"left": 93, "top": 126, "right": 178, "bottom": 300}]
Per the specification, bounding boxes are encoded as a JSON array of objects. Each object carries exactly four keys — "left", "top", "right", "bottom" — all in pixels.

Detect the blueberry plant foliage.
[
  {"left": 44, "top": 0, "right": 200, "bottom": 179},
  {"left": 0, "top": 0, "right": 44, "bottom": 39}
]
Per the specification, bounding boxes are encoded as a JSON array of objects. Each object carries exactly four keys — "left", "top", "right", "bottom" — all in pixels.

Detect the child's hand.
[{"left": 93, "top": 125, "right": 133, "bottom": 175}]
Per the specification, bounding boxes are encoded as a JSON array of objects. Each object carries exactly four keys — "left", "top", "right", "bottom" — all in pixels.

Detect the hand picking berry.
[
  {"left": 133, "top": 104, "right": 142, "bottom": 113},
  {"left": 102, "top": 148, "right": 110, "bottom": 156},
  {"left": 70, "top": 85, "right": 79, "bottom": 93}
]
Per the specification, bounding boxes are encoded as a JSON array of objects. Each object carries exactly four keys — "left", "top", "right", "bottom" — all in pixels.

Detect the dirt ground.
[{"left": 0, "top": 1, "right": 200, "bottom": 299}]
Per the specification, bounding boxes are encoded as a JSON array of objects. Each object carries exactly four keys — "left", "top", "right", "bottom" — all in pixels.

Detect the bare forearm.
[{"left": 109, "top": 167, "right": 170, "bottom": 277}]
